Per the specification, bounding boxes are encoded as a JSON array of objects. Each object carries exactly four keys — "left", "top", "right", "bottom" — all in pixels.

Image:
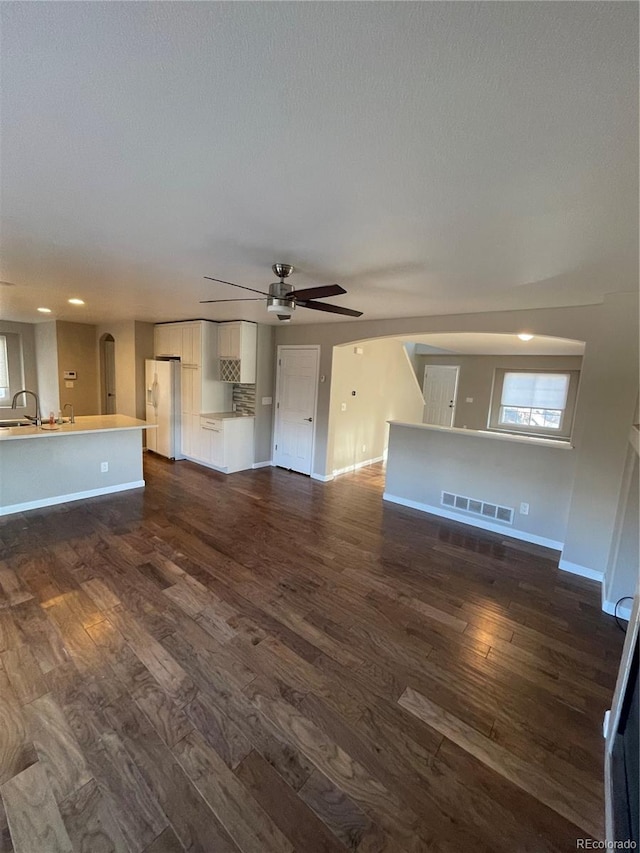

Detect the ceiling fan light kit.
[{"left": 201, "top": 263, "right": 363, "bottom": 321}]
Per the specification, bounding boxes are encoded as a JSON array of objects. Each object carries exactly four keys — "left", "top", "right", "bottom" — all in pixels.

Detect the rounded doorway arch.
[{"left": 99, "top": 333, "right": 117, "bottom": 414}]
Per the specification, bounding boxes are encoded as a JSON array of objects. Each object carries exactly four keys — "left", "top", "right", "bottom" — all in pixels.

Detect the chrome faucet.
[
  {"left": 63, "top": 403, "right": 75, "bottom": 424},
  {"left": 11, "top": 390, "right": 42, "bottom": 426}
]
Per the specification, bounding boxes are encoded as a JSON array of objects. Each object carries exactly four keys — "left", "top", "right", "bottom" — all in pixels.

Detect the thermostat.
[{"left": 63, "top": 370, "right": 77, "bottom": 380}]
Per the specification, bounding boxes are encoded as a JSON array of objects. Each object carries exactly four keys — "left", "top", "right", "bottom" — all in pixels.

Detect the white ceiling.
[{"left": 1, "top": 2, "right": 637, "bottom": 327}]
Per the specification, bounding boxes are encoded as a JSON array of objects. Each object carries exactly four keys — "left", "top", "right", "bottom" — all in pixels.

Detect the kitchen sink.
[{"left": 0, "top": 419, "right": 33, "bottom": 428}]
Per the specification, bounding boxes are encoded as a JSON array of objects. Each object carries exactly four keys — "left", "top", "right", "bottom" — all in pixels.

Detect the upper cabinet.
[
  {"left": 217, "top": 321, "right": 257, "bottom": 384},
  {"left": 154, "top": 321, "right": 204, "bottom": 367}
]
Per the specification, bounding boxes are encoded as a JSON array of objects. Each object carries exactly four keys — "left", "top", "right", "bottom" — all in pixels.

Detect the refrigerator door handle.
[{"left": 152, "top": 378, "right": 159, "bottom": 410}]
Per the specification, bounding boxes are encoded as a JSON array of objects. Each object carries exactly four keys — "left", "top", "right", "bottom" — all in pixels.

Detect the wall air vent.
[{"left": 440, "top": 491, "right": 514, "bottom": 525}]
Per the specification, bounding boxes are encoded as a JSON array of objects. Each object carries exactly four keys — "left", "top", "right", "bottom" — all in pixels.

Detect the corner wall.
[{"left": 328, "top": 339, "right": 424, "bottom": 475}]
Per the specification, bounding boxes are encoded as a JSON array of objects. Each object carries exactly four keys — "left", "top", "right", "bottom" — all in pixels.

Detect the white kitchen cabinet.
[
  {"left": 181, "top": 322, "right": 202, "bottom": 367},
  {"left": 199, "top": 416, "right": 254, "bottom": 473},
  {"left": 154, "top": 324, "right": 174, "bottom": 357},
  {"left": 217, "top": 323, "right": 241, "bottom": 359},
  {"left": 217, "top": 321, "right": 257, "bottom": 384},
  {"left": 155, "top": 321, "right": 203, "bottom": 365}
]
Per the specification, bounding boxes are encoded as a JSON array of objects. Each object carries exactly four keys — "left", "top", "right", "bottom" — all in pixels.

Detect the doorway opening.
[{"left": 99, "top": 333, "right": 117, "bottom": 414}]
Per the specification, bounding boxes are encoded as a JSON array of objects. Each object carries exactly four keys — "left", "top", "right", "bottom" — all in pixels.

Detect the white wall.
[{"left": 328, "top": 338, "right": 424, "bottom": 474}]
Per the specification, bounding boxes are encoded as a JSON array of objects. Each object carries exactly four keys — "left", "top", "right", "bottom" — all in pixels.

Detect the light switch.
[
  {"left": 341, "top": 402, "right": 347, "bottom": 412},
  {"left": 261, "top": 396, "right": 272, "bottom": 405},
  {"left": 465, "top": 397, "right": 473, "bottom": 403},
  {"left": 65, "top": 381, "right": 74, "bottom": 388}
]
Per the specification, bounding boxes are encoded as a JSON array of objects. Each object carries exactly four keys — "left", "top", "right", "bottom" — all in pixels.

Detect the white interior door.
[
  {"left": 423, "top": 365, "right": 459, "bottom": 427},
  {"left": 274, "top": 347, "right": 319, "bottom": 475}
]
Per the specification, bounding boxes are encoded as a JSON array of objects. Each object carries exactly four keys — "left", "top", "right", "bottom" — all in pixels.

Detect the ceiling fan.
[{"left": 200, "top": 263, "right": 363, "bottom": 321}]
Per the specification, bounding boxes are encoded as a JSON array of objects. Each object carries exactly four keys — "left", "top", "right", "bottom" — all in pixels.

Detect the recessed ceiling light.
[
  {"left": 517, "top": 333, "right": 534, "bottom": 341},
  {"left": 37, "top": 307, "right": 52, "bottom": 314},
  {"left": 68, "top": 298, "right": 85, "bottom": 305}
]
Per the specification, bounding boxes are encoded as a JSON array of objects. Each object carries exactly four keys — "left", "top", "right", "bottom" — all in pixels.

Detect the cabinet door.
[
  {"left": 168, "top": 324, "right": 183, "bottom": 358},
  {"left": 228, "top": 324, "right": 241, "bottom": 359},
  {"left": 154, "top": 325, "right": 171, "bottom": 356},
  {"left": 180, "top": 366, "right": 193, "bottom": 415},
  {"left": 190, "top": 323, "right": 202, "bottom": 367},
  {"left": 218, "top": 324, "right": 232, "bottom": 358},
  {"left": 181, "top": 413, "right": 192, "bottom": 457},
  {"left": 180, "top": 323, "right": 202, "bottom": 366},
  {"left": 209, "top": 426, "right": 225, "bottom": 467}
]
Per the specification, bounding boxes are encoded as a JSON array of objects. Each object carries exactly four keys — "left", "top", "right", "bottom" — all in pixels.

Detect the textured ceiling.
[{"left": 1, "top": 2, "right": 637, "bottom": 326}]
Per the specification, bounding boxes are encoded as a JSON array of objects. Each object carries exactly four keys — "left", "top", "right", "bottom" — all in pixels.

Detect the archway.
[{"left": 99, "top": 333, "right": 117, "bottom": 414}]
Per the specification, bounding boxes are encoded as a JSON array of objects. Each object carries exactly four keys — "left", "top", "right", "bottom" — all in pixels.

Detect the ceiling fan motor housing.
[{"left": 267, "top": 280, "right": 295, "bottom": 316}]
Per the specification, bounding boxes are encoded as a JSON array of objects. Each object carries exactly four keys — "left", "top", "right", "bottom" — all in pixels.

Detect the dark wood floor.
[{"left": 0, "top": 455, "right": 624, "bottom": 852}]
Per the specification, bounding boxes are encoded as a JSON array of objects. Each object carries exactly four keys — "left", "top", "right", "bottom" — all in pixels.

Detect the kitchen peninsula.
[{"left": 0, "top": 415, "right": 153, "bottom": 516}]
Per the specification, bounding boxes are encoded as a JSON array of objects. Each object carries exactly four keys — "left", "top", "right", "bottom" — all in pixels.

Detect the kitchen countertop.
[
  {"left": 0, "top": 414, "right": 154, "bottom": 441},
  {"left": 387, "top": 420, "right": 573, "bottom": 449},
  {"left": 200, "top": 412, "right": 255, "bottom": 419}
]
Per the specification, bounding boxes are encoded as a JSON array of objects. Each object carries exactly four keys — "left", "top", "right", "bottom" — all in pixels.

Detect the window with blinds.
[
  {"left": 499, "top": 372, "right": 569, "bottom": 430},
  {"left": 489, "top": 369, "right": 580, "bottom": 439},
  {"left": 0, "top": 335, "right": 9, "bottom": 402}
]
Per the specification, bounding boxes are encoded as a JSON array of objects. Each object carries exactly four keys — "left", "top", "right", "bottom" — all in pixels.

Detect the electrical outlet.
[
  {"left": 465, "top": 397, "right": 474, "bottom": 403},
  {"left": 100, "top": 462, "right": 109, "bottom": 473},
  {"left": 519, "top": 502, "right": 529, "bottom": 515},
  {"left": 362, "top": 444, "right": 366, "bottom": 453}
]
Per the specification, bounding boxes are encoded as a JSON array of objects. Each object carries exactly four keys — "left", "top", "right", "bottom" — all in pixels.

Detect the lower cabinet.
[{"left": 197, "top": 417, "right": 254, "bottom": 473}]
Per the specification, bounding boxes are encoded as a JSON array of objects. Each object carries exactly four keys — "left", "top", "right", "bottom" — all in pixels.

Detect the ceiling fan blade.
[
  {"left": 203, "top": 276, "right": 270, "bottom": 296},
  {"left": 297, "top": 300, "right": 363, "bottom": 317},
  {"left": 199, "top": 298, "right": 266, "bottom": 304},
  {"left": 289, "top": 284, "right": 346, "bottom": 301}
]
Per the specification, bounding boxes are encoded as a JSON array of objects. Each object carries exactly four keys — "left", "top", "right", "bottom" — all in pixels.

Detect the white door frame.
[
  {"left": 273, "top": 345, "right": 321, "bottom": 474},
  {"left": 422, "top": 364, "right": 460, "bottom": 427}
]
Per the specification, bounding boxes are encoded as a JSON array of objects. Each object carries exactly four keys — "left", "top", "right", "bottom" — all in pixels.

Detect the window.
[
  {"left": 489, "top": 369, "right": 580, "bottom": 439},
  {"left": 0, "top": 332, "right": 25, "bottom": 407}
]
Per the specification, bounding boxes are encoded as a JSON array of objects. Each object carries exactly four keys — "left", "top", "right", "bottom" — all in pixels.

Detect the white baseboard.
[
  {"left": 332, "top": 455, "right": 385, "bottom": 478},
  {"left": 602, "top": 598, "right": 633, "bottom": 621},
  {"left": 382, "top": 492, "right": 563, "bottom": 551},
  {"left": 311, "top": 472, "right": 334, "bottom": 482},
  {"left": 252, "top": 461, "right": 273, "bottom": 469},
  {"left": 557, "top": 558, "right": 604, "bottom": 583},
  {"left": 0, "top": 481, "right": 146, "bottom": 517}
]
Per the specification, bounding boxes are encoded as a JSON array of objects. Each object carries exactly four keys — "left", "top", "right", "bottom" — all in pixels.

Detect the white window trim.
[{"left": 488, "top": 368, "right": 580, "bottom": 440}]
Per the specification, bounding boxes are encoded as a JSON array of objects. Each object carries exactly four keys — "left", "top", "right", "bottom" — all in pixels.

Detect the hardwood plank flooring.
[{"left": 0, "top": 455, "right": 624, "bottom": 851}]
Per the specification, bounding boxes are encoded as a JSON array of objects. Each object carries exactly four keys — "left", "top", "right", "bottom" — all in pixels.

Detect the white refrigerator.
[{"left": 145, "top": 359, "right": 183, "bottom": 460}]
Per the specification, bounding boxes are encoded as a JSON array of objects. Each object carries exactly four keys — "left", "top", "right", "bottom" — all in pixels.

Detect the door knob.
[{"left": 304, "top": 417, "right": 313, "bottom": 422}]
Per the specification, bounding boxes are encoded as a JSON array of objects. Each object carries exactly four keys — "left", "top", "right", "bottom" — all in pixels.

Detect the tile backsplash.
[{"left": 232, "top": 383, "right": 256, "bottom": 416}]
